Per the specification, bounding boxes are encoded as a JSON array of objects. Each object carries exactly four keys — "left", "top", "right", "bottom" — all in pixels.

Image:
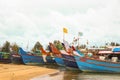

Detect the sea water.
[{"left": 31, "top": 64, "right": 120, "bottom": 80}]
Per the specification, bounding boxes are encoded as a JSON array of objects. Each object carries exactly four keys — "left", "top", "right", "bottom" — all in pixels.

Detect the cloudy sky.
[{"left": 0, "top": 0, "right": 120, "bottom": 49}]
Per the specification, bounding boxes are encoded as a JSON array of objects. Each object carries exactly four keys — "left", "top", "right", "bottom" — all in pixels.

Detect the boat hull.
[
  {"left": 0, "top": 52, "right": 11, "bottom": 63},
  {"left": 11, "top": 54, "right": 23, "bottom": 64},
  {"left": 75, "top": 56, "right": 120, "bottom": 73},
  {"left": 21, "top": 54, "right": 44, "bottom": 65},
  {"left": 46, "top": 56, "right": 56, "bottom": 64},
  {"left": 61, "top": 54, "right": 78, "bottom": 70},
  {"left": 19, "top": 48, "right": 45, "bottom": 65},
  {"left": 54, "top": 57, "right": 65, "bottom": 66}
]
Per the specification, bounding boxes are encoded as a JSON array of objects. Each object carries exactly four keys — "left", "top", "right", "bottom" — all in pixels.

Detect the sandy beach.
[{"left": 0, "top": 63, "right": 58, "bottom": 80}]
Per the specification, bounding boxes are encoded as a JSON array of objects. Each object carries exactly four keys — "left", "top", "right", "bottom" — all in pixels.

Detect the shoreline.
[
  {"left": 31, "top": 70, "right": 64, "bottom": 80},
  {"left": 0, "top": 63, "right": 59, "bottom": 80}
]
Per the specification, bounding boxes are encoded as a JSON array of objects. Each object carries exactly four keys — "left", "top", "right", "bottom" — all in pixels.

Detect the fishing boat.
[
  {"left": 39, "top": 47, "right": 56, "bottom": 64},
  {"left": 10, "top": 53, "right": 23, "bottom": 64},
  {"left": 19, "top": 47, "right": 44, "bottom": 65},
  {"left": 45, "top": 55, "right": 56, "bottom": 64},
  {"left": 49, "top": 41, "right": 82, "bottom": 69},
  {"left": 49, "top": 43, "right": 65, "bottom": 66},
  {"left": 61, "top": 49, "right": 85, "bottom": 70},
  {"left": 60, "top": 39, "right": 83, "bottom": 70},
  {"left": 75, "top": 47, "right": 120, "bottom": 73},
  {"left": 19, "top": 47, "right": 55, "bottom": 65},
  {"left": 60, "top": 50, "right": 78, "bottom": 70},
  {"left": 61, "top": 53, "right": 78, "bottom": 69},
  {"left": 54, "top": 56, "right": 64, "bottom": 66},
  {"left": 0, "top": 52, "right": 11, "bottom": 63}
]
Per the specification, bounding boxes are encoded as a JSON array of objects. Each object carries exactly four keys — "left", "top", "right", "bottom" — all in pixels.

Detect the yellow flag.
[{"left": 63, "top": 27, "right": 68, "bottom": 33}]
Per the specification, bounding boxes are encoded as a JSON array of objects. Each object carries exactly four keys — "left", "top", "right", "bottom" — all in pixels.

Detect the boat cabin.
[{"left": 97, "top": 47, "right": 120, "bottom": 62}]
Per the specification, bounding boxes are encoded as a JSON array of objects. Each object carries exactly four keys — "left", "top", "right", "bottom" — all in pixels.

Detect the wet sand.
[
  {"left": 31, "top": 71, "right": 64, "bottom": 80},
  {"left": 0, "top": 63, "right": 58, "bottom": 80}
]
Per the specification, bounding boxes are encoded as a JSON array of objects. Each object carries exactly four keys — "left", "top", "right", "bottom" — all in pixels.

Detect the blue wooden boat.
[
  {"left": 19, "top": 48, "right": 44, "bottom": 65},
  {"left": 49, "top": 43, "right": 65, "bottom": 66},
  {"left": 61, "top": 50, "right": 85, "bottom": 70},
  {"left": 10, "top": 53, "right": 23, "bottom": 64},
  {"left": 54, "top": 53, "right": 65, "bottom": 66},
  {"left": 39, "top": 47, "right": 56, "bottom": 64},
  {"left": 19, "top": 47, "right": 55, "bottom": 65},
  {"left": 45, "top": 56, "right": 56, "bottom": 64},
  {"left": 54, "top": 56, "right": 64, "bottom": 66},
  {"left": 75, "top": 48, "right": 120, "bottom": 73},
  {"left": 61, "top": 53, "right": 78, "bottom": 70}
]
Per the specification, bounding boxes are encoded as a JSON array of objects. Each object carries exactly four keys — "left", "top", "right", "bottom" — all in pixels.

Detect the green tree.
[
  {"left": 1, "top": 41, "right": 10, "bottom": 52},
  {"left": 109, "top": 42, "right": 120, "bottom": 46},
  {"left": 115, "top": 43, "right": 120, "bottom": 46},
  {"left": 79, "top": 44, "right": 86, "bottom": 49},
  {"left": 31, "top": 41, "right": 43, "bottom": 52},
  {"left": 110, "top": 42, "right": 116, "bottom": 46},
  {"left": 11, "top": 43, "right": 19, "bottom": 53}
]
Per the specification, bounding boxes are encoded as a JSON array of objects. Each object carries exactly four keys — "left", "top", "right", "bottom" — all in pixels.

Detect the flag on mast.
[
  {"left": 63, "top": 39, "right": 70, "bottom": 51},
  {"left": 86, "top": 40, "right": 89, "bottom": 45},
  {"left": 63, "top": 27, "right": 68, "bottom": 33},
  {"left": 78, "top": 32, "right": 83, "bottom": 36}
]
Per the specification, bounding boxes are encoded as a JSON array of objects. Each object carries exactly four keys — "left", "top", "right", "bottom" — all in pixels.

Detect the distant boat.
[
  {"left": 0, "top": 52, "right": 11, "bottom": 63},
  {"left": 75, "top": 47, "right": 120, "bottom": 73}
]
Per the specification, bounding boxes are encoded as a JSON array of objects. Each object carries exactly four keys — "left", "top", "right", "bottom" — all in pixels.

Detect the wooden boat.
[
  {"left": 59, "top": 40, "right": 81, "bottom": 69},
  {"left": 49, "top": 42, "right": 81, "bottom": 69},
  {"left": 45, "top": 55, "right": 56, "bottom": 64},
  {"left": 61, "top": 53, "right": 78, "bottom": 69},
  {"left": 61, "top": 50, "right": 85, "bottom": 70},
  {"left": 39, "top": 47, "right": 56, "bottom": 64},
  {"left": 10, "top": 53, "right": 23, "bottom": 64},
  {"left": 0, "top": 52, "right": 11, "bottom": 63},
  {"left": 19, "top": 47, "right": 55, "bottom": 65},
  {"left": 60, "top": 49, "right": 80, "bottom": 70},
  {"left": 49, "top": 43, "right": 65, "bottom": 66},
  {"left": 75, "top": 47, "right": 120, "bottom": 73},
  {"left": 19, "top": 47, "right": 44, "bottom": 65}
]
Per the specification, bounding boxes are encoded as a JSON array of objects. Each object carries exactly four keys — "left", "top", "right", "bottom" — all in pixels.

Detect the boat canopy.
[
  {"left": 98, "top": 50, "right": 120, "bottom": 54},
  {"left": 98, "top": 51, "right": 113, "bottom": 54},
  {"left": 112, "top": 47, "right": 120, "bottom": 52}
]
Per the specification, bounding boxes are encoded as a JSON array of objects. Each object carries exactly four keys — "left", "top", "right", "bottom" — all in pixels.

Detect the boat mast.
[{"left": 78, "top": 32, "right": 83, "bottom": 48}]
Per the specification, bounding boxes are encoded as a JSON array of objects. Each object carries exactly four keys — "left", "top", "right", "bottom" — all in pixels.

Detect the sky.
[{"left": 0, "top": 0, "right": 120, "bottom": 50}]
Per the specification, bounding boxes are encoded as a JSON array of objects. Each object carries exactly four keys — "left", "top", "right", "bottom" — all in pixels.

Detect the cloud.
[{"left": 0, "top": 0, "right": 120, "bottom": 49}]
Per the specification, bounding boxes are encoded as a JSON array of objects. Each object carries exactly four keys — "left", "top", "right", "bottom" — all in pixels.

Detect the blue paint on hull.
[
  {"left": 19, "top": 48, "right": 44, "bottom": 65},
  {"left": 46, "top": 56, "right": 56, "bottom": 64},
  {"left": 20, "top": 54, "right": 44, "bottom": 65},
  {"left": 61, "top": 54, "right": 78, "bottom": 69},
  {"left": 75, "top": 56, "right": 120, "bottom": 73},
  {"left": 11, "top": 55, "right": 23, "bottom": 64},
  {"left": 54, "top": 57, "right": 65, "bottom": 66}
]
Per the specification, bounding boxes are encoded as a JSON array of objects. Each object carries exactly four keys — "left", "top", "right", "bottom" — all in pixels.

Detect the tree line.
[
  {"left": 0, "top": 41, "right": 120, "bottom": 53},
  {"left": 0, "top": 41, "right": 43, "bottom": 53}
]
